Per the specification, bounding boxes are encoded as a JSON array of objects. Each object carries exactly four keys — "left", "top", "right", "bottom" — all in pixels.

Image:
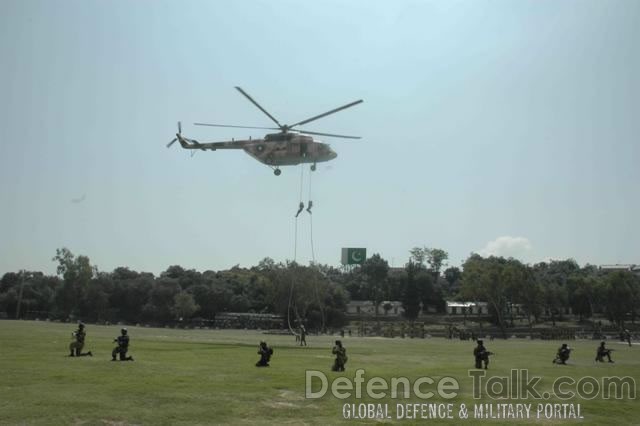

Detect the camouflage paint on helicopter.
[
  {"left": 171, "top": 131, "right": 337, "bottom": 174},
  {"left": 167, "top": 87, "right": 360, "bottom": 176}
]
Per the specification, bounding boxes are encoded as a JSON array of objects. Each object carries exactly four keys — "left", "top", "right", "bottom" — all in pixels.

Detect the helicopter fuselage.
[
  {"left": 176, "top": 131, "right": 337, "bottom": 167},
  {"left": 244, "top": 133, "right": 337, "bottom": 166}
]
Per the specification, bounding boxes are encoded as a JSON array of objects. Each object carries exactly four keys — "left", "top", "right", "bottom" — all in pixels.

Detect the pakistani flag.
[{"left": 341, "top": 248, "right": 367, "bottom": 265}]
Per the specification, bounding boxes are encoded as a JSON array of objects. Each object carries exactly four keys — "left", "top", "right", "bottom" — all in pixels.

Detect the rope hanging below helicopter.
[
  {"left": 288, "top": 165, "right": 306, "bottom": 337},
  {"left": 308, "top": 169, "right": 316, "bottom": 262},
  {"left": 304, "top": 168, "right": 325, "bottom": 330},
  {"left": 286, "top": 273, "right": 299, "bottom": 337},
  {"left": 287, "top": 164, "right": 326, "bottom": 334},
  {"left": 293, "top": 165, "right": 313, "bottom": 262}
]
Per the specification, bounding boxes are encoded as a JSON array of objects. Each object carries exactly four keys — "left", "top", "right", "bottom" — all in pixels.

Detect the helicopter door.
[{"left": 288, "top": 142, "right": 302, "bottom": 157}]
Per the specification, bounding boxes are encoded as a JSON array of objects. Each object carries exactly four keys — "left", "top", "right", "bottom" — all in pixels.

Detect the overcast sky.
[{"left": 1, "top": 0, "right": 639, "bottom": 275}]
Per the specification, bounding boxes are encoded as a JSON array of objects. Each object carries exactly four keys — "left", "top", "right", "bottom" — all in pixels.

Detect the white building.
[
  {"left": 445, "top": 301, "right": 488, "bottom": 315},
  {"left": 599, "top": 264, "right": 640, "bottom": 276}
]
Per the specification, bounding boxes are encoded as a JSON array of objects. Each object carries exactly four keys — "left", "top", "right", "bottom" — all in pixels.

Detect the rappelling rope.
[
  {"left": 308, "top": 169, "right": 316, "bottom": 263},
  {"left": 299, "top": 163, "right": 305, "bottom": 205},
  {"left": 290, "top": 164, "right": 326, "bottom": 333},
  {"left": 293, "top": 165, "right": 305, "bottom": 262},
  {"left": 288, "top": 165, "right": 306, "bottom": 337},
  {"left": 306, "top": 168, "right": 326, "bottom": 332},
  {"left": 293, "top": 220, "right": 298, "bottom": 262},
  {"left": 286, "top": 274, "right": 298, "bottom": 336}
]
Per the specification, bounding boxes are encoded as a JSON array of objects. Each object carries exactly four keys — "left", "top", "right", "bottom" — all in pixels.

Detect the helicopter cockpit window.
[{"left": 265, "top": 133, "right": 291, "bottom": 142}]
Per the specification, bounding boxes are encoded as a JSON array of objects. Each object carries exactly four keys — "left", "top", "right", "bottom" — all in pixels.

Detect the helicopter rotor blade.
[
  {"left": 289, "top": 99, "right": 363, "bottom": 129},
  {"left": 167, "top": 138, "right": 177, "bottom": 148},
  {"left": 194, "top": 123, "right": 280, "bottom": 131},
  {"left": 234, "top": 86, "right": 283, "bottom": 129},
  {"left": 298, "top": 130, "right": 361, "bottom": 139}
]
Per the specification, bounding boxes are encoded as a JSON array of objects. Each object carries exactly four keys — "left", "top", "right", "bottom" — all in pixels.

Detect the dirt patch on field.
[
  {"left": 263, "top": 389, "right": 320, "bottom": 411},
  {"left": 278, "top": 389, "right": 305, "bottom": 401},
  {"left": 72, "top": 420, "right": 140, "bottom": 426},
  {"left": 100, "top": 421, "right": 141, "bottom": 426}
]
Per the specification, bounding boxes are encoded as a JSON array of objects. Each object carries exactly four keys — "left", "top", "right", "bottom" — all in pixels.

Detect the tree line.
[
  {"left": 0, "top": 249, "right": 348, "bottom": 330},
  {"left": 1, "top": 247, "right": 638, "bottom": 332},
  {"left": 459, "top": 255, "right": 640, "bottom": 336}
]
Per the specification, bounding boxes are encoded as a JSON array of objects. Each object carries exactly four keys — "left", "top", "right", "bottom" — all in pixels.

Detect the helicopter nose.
[{"left": 329, "top": 150, "right": 338, "bottom": 159}]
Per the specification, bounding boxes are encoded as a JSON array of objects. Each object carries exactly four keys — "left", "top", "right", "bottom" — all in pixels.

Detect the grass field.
[{"left": 0, "top": 320, "right": 638, "bottom": 425}]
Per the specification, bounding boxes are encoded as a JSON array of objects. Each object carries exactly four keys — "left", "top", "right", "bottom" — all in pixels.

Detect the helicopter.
[{"left": 167, "top": 87, "right": 363, "bottom": 176}]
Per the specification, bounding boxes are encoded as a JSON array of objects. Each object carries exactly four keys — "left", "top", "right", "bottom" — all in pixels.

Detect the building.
[
  {"left": 599, "top": 264, "right": 639, "bottom": 275},
  {"left": 346, "top": 300, "right": 405, "bottom": 316},
  {"left": 445, "top": 301, "right": 488, "bottom": 316}
]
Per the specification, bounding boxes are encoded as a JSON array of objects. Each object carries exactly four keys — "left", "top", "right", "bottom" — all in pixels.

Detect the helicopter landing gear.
[
  {"left": 274, "top": 168, "right": 282, "bottom": 176},
  {"left": 310, "top": 163, "right": 316, "bottom": 172}
]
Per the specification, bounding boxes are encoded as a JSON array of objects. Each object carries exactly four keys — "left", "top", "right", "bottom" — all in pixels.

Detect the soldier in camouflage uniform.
[
  {"left": 256, "top": 341, "right": 273, "bottom": 367},
  {"left": 69, "top": 322, "right": 92, "bottom": 357},
  {"left": 331, "top": 340, "right": 347, "bottom": 371},
  {"left": 112, "top": 328, "right": 134, "bottom": 361},
  {"left": 299, "top": 325, "right": 307, "bottom": 347},
  {"left": 473, "top": 340, "right": 491, "bottom": 369},
  {"left": 553, "top": 343, "right": 571, "bottom": 365},
  {"left": 595, "top": 341, "right": 614, "bottom": 363}
]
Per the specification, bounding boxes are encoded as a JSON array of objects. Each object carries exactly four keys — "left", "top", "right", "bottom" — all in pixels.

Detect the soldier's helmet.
[
  {"left": 477, "top": 340, "right": 483, "bottom": 345},
  {"left": 78, "top": 322, "right": 85, "bottom": 329},
  {"left": 335, "top": 340, "right": 342, "bottom": 346},
  {"left": 562, "top": 343, "right": 568, "bottom": 348},
  {"left": 121, "top": 328, "right": 128, "bottom": 335},
  {"left": 600, "top": 341, "right": 606, "bottom": 346}
]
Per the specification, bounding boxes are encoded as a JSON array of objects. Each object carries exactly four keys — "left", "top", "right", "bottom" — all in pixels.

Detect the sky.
[{"left": 1, "top": 0, "right": 639, "bottom": 276}]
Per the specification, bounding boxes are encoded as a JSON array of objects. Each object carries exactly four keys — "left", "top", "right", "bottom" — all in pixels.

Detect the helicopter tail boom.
[{"left": 175, "top": 134, "right": 253, "bottom": 151}]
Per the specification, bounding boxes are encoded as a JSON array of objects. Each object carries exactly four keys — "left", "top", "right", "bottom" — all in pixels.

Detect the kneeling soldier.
[
  {"left": 553, "top": 343, "right": 571, "bottom": 365},
  {"left": 112, "top": 328, "right": 134, "bottom": 361},
  {"left": 256, "top": 341, "right": 273, "bottom": 367},
  {"left": 595, "top": 341, "right": 614, "bottom": 363},
  {"left": 69, "top": 322, "right": 92, "bottom": 357}
]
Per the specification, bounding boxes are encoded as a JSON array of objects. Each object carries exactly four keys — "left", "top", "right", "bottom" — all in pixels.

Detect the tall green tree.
[
  {"left": 533, "top": 261, "right": 571, "bottom": 325},
  {"left": 360, "top": 254, "right": 389, "bottom": 315},
  {"left": 461, "top": 254, "right": 509, "bottom": 336},
  {"left": 416, "top": 270, "right": 436, "bottom": 314},
  {"left": 409, "top": 247, "right": 427, "bottom": 267},
  {"left": 172, "top": 292, "right": 200, "bottom": 320},
  {"left": 603, "top": 271, "right": 635, "bottom": 327},
  {"left": 52, "top": 248, "right": 97, "bottom": 319},
  {"left": 426, "top": 248, "right": 448, "bottom": 279},
  {"left": 402, "top": 260, "right": 421, "bottom": 321},
  {"left": 502, "top": 260, "right": 541, "bottom": 330},
  {"left": 142, "top": 278, "right": 181, "bottom": 323},
  {"left": 566, "top": 272, "right": 603, "bottom": 321},
  {"left": 443, "top": 266, "right": 462, "bottom": 296}
]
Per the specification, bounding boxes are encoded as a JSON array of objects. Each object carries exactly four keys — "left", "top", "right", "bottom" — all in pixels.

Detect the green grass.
[{"left": 0, "top": 321, "right": 638, "bottom": 425}]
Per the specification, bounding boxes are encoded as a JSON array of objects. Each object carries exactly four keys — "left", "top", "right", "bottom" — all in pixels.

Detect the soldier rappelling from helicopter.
[{"left": 294, "top": 201, "right": 314, "bottom": 217}]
